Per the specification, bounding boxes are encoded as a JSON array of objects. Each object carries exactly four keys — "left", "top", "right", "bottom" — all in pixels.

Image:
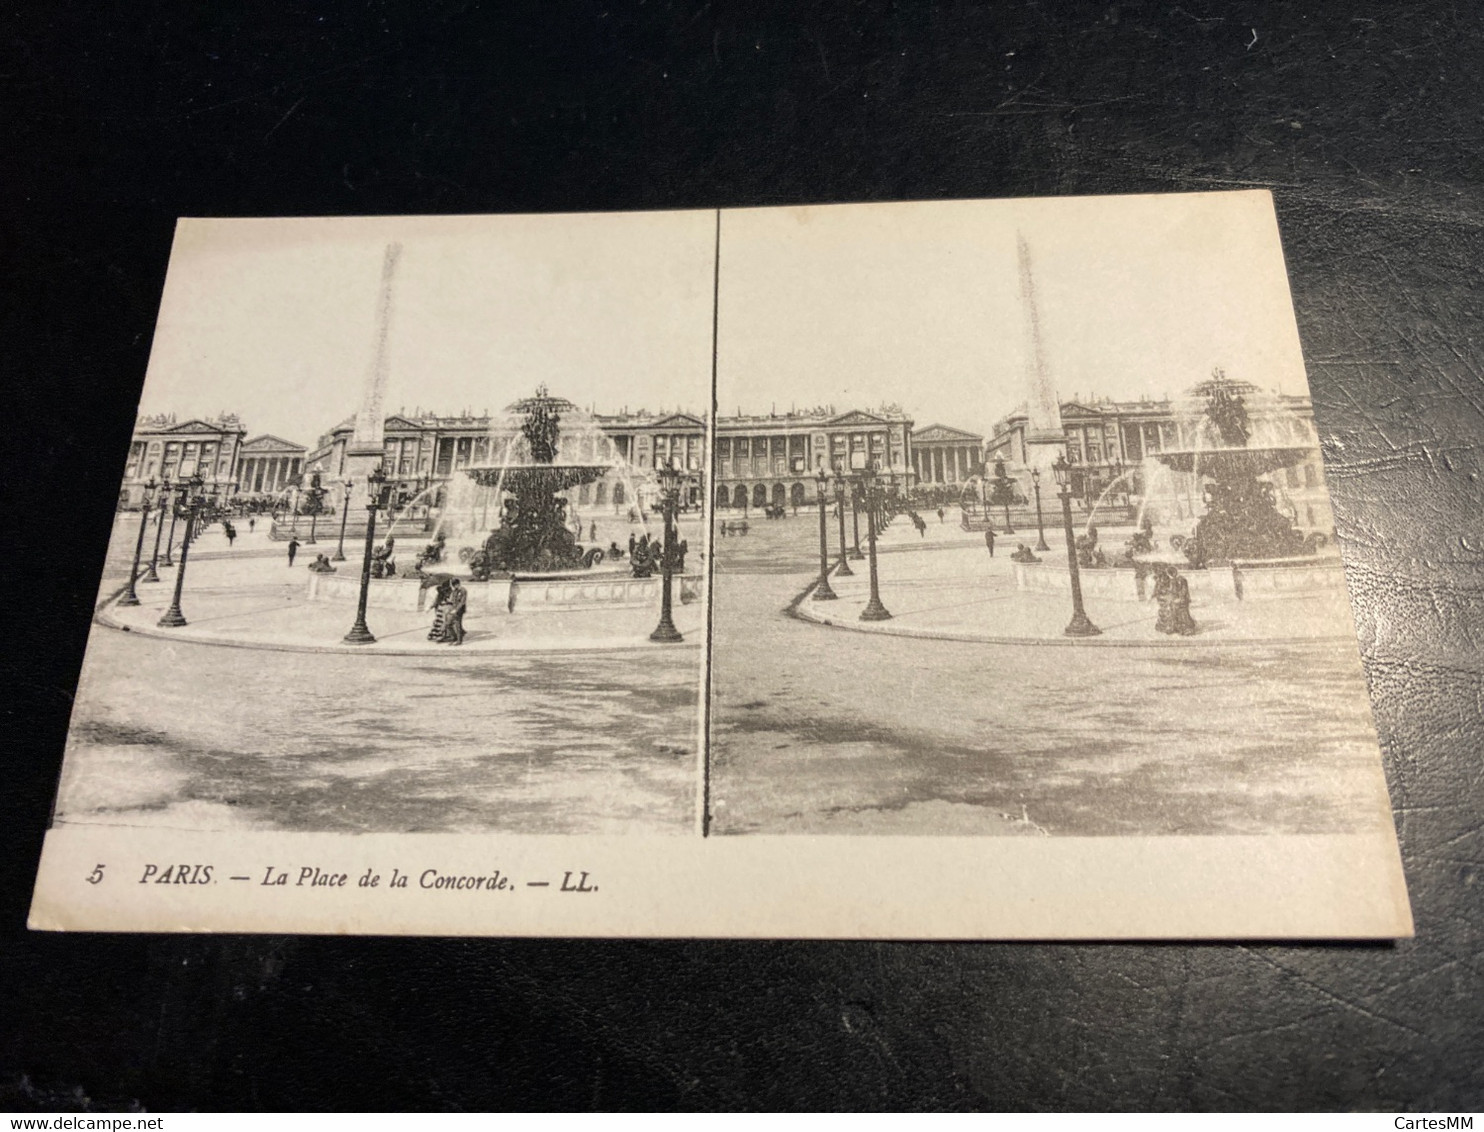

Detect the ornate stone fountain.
[
  {"left": 462, "top": 387, "right": 611, "bottom": 578},
  {"left": 1152, "top": 374, "right": 1324, "bottom": 568}
]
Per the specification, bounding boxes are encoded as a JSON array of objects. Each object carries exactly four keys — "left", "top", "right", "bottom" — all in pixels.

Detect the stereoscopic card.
[{"left": 31, "top": 193, "right": 1412, "bottom": 938}]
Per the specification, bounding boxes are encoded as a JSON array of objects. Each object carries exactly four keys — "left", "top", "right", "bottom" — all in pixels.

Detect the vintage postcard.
[{"left": 31, "top": 193, "right": 1412, "bottom": 938}]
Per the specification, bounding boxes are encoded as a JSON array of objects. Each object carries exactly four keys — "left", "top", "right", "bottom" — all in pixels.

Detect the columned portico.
[{"left": 910, "top": 424, "right": 985, "bottom": 487}]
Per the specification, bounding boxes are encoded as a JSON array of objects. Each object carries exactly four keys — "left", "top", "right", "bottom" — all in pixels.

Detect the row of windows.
[
  {"left": 714, "top": 431, "right": 894, "bottom": 459},
  {"left": 714, "top": 483, "right": 810, "bottom": 509},
  {"left": 125, "top": 439, "right": 230, "bottom": 483}
]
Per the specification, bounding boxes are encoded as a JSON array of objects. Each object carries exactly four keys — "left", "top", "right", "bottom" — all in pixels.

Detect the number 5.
[{"left": 86, "top": 864, "right": 105, "bottom": 885}]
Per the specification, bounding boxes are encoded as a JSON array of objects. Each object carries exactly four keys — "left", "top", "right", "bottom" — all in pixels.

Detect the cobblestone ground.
[
  {"left": 708, "top": 513, "right": 1393, "bottom": 837},
  {"left": 54, "top": 516, "right": 701, "bottom": 835}
]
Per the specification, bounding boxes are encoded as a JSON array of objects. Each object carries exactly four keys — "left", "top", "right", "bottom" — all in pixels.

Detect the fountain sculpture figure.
[
  {"left": 462, "top": 387, "right": 611, "bottom": 577},
  {"left": 1153, "top": 372, "right": 1324, "bottom": 567}
]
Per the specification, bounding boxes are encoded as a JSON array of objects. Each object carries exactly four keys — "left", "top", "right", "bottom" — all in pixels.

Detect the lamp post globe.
[
  {"left": 1052, "top": 455, "right": 1101, "bottom": 638},
  {"left": 812, "top": 465, "right": 837, "bottom": 601}
]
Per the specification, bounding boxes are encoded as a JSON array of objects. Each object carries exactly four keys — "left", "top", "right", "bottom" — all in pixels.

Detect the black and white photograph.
[
  {"left": 30, "top": 194, "right": 1409, "bottom": 939},
  {"left": 48, "top": 212, "right": 715, "bottom": 841},
  {"left": 11, "top": 2, "right": 1483, "bottom": 1113},
  {"left": 707, "top": 192, "right": 1401, "bottom": 845}
]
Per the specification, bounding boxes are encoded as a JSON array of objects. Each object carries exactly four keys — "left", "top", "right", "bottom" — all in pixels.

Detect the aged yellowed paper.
[{"left": 31, "top": 193, "right": 1412, "bottom": 938}]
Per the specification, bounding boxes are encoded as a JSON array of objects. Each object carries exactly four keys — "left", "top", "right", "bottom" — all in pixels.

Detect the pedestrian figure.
[
  {"left": 428, "top": 578, "right": 453, "bottom": 640},
  {"left": 1010, "top": 543, "right": 1040, "bottom": 563},
  {"left": 589, "top": 521, "right": 597, "bottom": 541},
  {"left": 248, "top": 517, "right": 256, "bottom": 533},
  {"left": 287, "top": 536, "right": 300, "bottom": 566},
  {"left": 984, "top": 527, "right": 995, "bottom": 557},
  {"left": 628, "top": 532, "right": 637, "bottom": 557},
  {"left": 435, "top": 579, "right": 467, "bottom": 645},
  {"left": 1153, "top": 564, "right": 1198, "bottom": 636},
  {"left": 937, "top": 507, "right": 945, "bottom": 523},
  {"left": 225, "top": 522, "right": 236, "bottom": 547}
]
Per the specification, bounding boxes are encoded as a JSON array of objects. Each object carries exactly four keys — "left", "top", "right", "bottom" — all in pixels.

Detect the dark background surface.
[{"left": 3, "top": 0, "right": 1481, "bottom": 1111}]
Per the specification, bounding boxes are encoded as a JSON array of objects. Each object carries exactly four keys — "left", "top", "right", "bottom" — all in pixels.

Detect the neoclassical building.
[
  {"left": 712, "top": 408, "right": 916, "bottom": 512},
  {"left": 301, "top": 404, "right": 930, "bottom": 516},
  {"left": 236, "top": 434, "right": 307, "bottom": 499},
  {"left": 910, "top": 423, "right": 985, "bottom": 486},
  {"left": 985, "top": 391, "right": 1333, "bottom": 531},
  {"left": 304, "top": 407, "right": 710, "bottom": 511},
  {"left": 119, "top": 413, "right": 248, "bottom": 508}
]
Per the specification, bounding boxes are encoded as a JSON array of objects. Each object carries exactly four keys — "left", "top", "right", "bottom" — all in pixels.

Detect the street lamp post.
[
  {"left": 119, "top": 479, "right": 157, "bottom": 606},
  {"left": 1031, "top": 467, "right": 1051, "bottom": 552},
  {"left": 333, "top": 479, "right": 352, "bottom": 562},
  {"left": 882, "top": 472, "right": 898, "bottom": 533},
  {"left": 157, "top": 475, "right": 204, "bottom": 627},
  {"left": 143, "top": 480, "right": 169, "bottom": 583},
  {"left": 812, "top": 466, "right": 837, "bottom": 601},
  {"left": 344, "top": 468, "right": 387, "bottom": 645},
  {"left": 1052, "top": 455, "right": 1101, "bottom": 638},
  {"left": 161, "top": 487, "right": 180, "bottom": 567},
  {"left": 305, "top": 478, "right": 321, "bottom": 545},
  {"left": 833, "top": 472, "right": 854, "bottom": 577},
  {"left": 858, "top": 463, "right": 892, "bottom": 622},
  {"left": 650, "top": 458, "right": 685, "bottom": 643},
  {"left": 848, "top": 478, "right": 864, "bottom": 560}
]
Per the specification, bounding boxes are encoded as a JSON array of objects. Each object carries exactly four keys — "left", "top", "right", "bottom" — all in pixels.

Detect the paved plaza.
[
  {"left": 794, "top": 524, "right": 1357, "bottom": 647},
  {"left": 74, "top": 503, "right": 1393, "bottom": 841},
  {"left": 98, "top": 517, "right": 705, "bottom": 654},
  {"left": 708, "top": 509, "right": 1391, "bottom": 838},
  {"left": 56, "top": 514, "right": 704, "bottom": 836}
]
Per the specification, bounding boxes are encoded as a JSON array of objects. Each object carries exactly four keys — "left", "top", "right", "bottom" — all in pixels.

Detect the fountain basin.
[
  {"left": 306, "top": 571, "right": 510, "bottom": 611},
  {"left": 1012, "top": 555, "right": 1347, "bottom": 602},
  {"left": 305, "top": 569, "right": 703, "bottom": 613},
  {"left": 509, "top": 571, "right": 704, "bottom": 612}
]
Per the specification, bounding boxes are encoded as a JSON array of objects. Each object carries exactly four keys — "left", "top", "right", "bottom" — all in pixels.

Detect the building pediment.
[
  {"left": 1059, "top": 401, "right": 1104, "bottom": 419},
  {"left": 149, "top": 418, "right": 233, "bottom": 436},
  {"left": 912, "top": 423, "right": 983, "bottom": 443},
  {"left": 642, "top": 413, "right": 706, "bottom": 430},
  {"left": 826, "top": 410, "right": 890, "bottom": 428},
  {"left": 243, "top": 433, "right": 306, "bottom": 453}
]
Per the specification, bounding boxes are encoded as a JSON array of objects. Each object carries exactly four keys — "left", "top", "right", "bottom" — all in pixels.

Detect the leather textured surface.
[{"left": 2, "top": 2, "right": 1480, "bottom": 1111}]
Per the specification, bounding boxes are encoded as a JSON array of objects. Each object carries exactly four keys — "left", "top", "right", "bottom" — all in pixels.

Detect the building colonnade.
[
  {"left": 237, "top": 455, "right": 303, "bottom": 495},
  {"left": 911, "top": 444, "right": 982, "bottom": 485}
]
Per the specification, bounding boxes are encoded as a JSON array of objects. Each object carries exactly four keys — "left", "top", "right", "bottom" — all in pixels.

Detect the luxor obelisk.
[
  {"left": 1016, "top": 233, "right": 1067, "bottom": 472},
  {"left": 344, "top": 242, "right": 403, "bottom": 483}
]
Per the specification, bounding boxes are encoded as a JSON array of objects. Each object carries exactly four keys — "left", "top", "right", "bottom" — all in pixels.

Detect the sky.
[
  {"left": 139, "top": 211, "right": 719, "bottom": 445},
  {"left": 137, "top": 191, "right": 1311, "bottom": 446},
  {"left": 715, "top": 190, "right": 1312, "bottom": 439}
]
